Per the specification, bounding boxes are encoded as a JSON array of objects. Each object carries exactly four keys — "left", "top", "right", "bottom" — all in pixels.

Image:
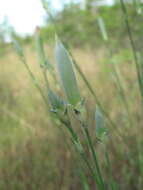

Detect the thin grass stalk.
[
  {"left": 72, "top": 110, "right": 105, "bottom": 189},
  {"left": 119, "top": 0, "right": 143, "bottom": 104},
  {"left": 21, "top": 57, "right": 49, "bottom": 108},
  {"left": 97, "top": 16, "right": 132, "bottom": 126},
  {"left": 66, "top": 106, "right": 105, "bottom": 188},
  {"left": 79, "top": 172, "right": 90, "bottom": 190},
  {"left": 42, "top": 68, "right": 50, "bottom": 90},
  {"left": 104, "top": 146, "right": 117, "bottom": 190},
  {"left": 112, "top": 64, "right": 132, "bottom": 125},
  {"left": 83, "top": 126, "right": 105, "bottom": 190},
  {"left": 108, "top": 51, "right": 133, "bottom": 127},
  {"left": 64, "top": 108, "right": 102, "bottom": 188},
  {"left": 79, "top": 151, "right": 101, "bottom": 188},
  {"left": 62, "top": 121, "right": 101, "bottom": 188},
  {"left": 13, "top": 39, "right": 47, "bottom": 106}
]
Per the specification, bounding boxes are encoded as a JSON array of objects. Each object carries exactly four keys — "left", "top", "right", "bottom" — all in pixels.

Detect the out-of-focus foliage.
[
  {"left": 1, "top": 1, "right": 143, "bottom": 189},
  {"left": 39, "top": 2, "right": 143, "bottom": 49}
]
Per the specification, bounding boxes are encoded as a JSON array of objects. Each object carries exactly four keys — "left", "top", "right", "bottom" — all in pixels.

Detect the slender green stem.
[
  {"left": 97, "top": 15, "right": 133, "bottom": 126},
  {"left": 104, "top": 145, "right": 117, "bottom": 190},
  {"left": 112, "top": 64, "right": 132, "bottom": 126},
  {"left": 60, "top": 117, "right": 102, "bottom": 188},
  {"left": 120, "top": 0, "right": 143, "bottom": 104},
  {"left": 21, "top": 57, "right": 49, "bottom": 107},
  {"left": 79, "top": 151, "right": 101, "bottom": 188},
  {"left": 83, "top": 126, "right": 105, "bottom": 190},
  {"left": 42, "top": 68, "right": 50, "bottom": 90}
]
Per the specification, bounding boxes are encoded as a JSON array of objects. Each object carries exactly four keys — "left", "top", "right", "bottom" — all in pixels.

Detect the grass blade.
[
  {"left": 55, "top": 39, "right": 81, "bottom": 106},
  {"left": 97, "top": 16, "right": 108, "bottom": 42}
]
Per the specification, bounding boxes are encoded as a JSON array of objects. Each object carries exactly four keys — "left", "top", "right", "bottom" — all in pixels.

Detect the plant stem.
[
  {"left": 120, "top": 0, "right": 143, "bottom": 104},
  {"left": 21, "top": 57, "right": 49, "bottom": 107},
  {"left": 83, "top": 126, "right": 105, "bottom": 190}
]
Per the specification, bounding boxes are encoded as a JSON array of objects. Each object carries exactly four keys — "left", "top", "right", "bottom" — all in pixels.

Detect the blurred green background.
[{"left": 0, "top": 0, "right": 143, "bottom": 189}]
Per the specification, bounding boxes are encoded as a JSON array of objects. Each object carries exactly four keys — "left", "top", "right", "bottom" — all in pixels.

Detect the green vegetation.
[
  {"left": 40, "top": 2, "right": 143, "bottom": 48},
  {"left": 0, "top": 0, "right": 143, "bottom": 189}
]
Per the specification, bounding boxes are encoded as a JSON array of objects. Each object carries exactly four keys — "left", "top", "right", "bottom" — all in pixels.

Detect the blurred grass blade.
[
  {"left": 95, "top": 106, "right": 107, "bottom": 140},
  {"left": 55, "top": 39, "right": 81, "bottom": 106},
  {"left": 35, "top": 27, "right": 46, "bottom": 67},
  {"left": 48, "top": 89, "right": 66, "bottom": 112},
  {"left": 35, "top": 27, "right": 57, "bottom": 87},
  {"left": 13, "top": 39, "right": 49, "bottom": 107},
  {"left": 137, "top": 52, "right": 143, "bottom": 88},
  {"left": 120, "top": 0, "right": 143, "bottom": 105},
  {"left": 97, "top": 17, "right": 108, "bottom": 42},
  {"left": 80, "top": 172, "right": 90, "bottom": 190},
  {"left": 13, "top": 39, "right": 24, "bottom": 58},
  {"left": 35, "top": 27, "right": 53, "bottom": 70}
]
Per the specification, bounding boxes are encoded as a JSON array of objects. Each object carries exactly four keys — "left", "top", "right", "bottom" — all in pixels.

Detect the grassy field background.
[
  {"left": 0, "top": 2, "right": 143, "bottom": 188},
  {"left": 0, "top": 42, "right": 143, "bottom": 189}
]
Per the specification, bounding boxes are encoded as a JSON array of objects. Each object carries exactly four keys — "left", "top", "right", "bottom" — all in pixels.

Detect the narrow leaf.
[
  {"left": 97, "top": 17, "right": 108, "bottom": 42},
  {"left": 80, "top": 172, "right": 90, "bottom": 190},
  {"left": 48, "top": 89, "right": 66, "bottom": 112},
  {"left": 35, "top": 27, "right": 47, "bottom": 67},
  {"left": 35, "top": 27, "right": 54, "bottom": 71},
  {"left": 95, "top": 106, "right": 107, "bottom": 140},
  {"left": 55, "top": 39, "right": 81, "bottom": 106}
]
